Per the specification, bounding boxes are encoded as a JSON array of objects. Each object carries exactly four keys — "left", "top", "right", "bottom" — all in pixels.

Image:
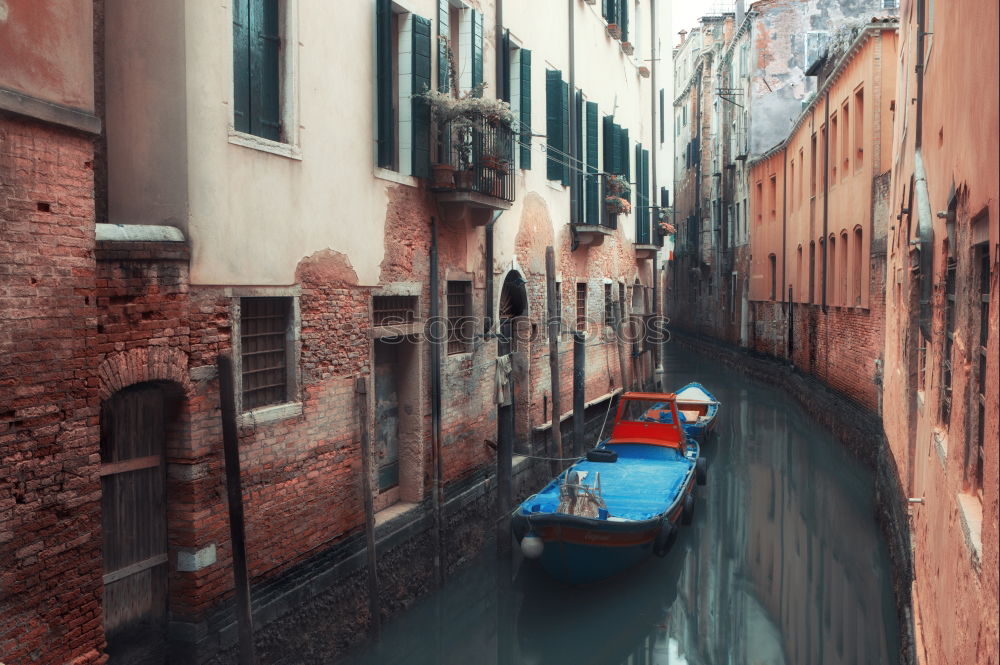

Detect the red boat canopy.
[{"left": 608, "top": 392, "right": 686, "bottom": 448}]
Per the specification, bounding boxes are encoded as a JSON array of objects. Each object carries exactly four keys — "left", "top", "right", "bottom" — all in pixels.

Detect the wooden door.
[
  {"left": 100, "top": 384, "right": 168, "bottom": 664},
  {"left": 374, "top": 341, "right": 400, "bottom": 491}
]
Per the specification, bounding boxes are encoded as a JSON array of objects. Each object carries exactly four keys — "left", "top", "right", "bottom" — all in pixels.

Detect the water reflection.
[{"left": 337, "top": 345, "right": 898, "bottom": 665}]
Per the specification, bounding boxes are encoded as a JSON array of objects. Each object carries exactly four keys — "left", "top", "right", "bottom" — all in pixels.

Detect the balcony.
[
  {"left": 430, "top": 118, "right": 515, "bottom": 225},
  {"left": 574, "top": 176, "right": 618, "bottom": 246}
]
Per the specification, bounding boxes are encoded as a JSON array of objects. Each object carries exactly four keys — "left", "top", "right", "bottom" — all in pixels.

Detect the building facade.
[
  {"left": 2, "top": 1, "right": 672, "bottom": 663},
  {"left": 881, "top": 0, "right": 999, "bottom": 663}
]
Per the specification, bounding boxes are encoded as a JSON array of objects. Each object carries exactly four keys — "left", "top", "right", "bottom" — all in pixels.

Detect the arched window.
[
  {"left": 840, "top": 231, "right": 849, "bottom": 306},
  {"left": 809, "top": 241, "right": 816, "bottom": 304},
  {"left": 796, "top": 245, "right": 803, "bottom": 302},
  {"left": 828, "top": 235, "right": 836, "bottom": 303},
  {"left": 769, "top": 253, "right": 777, "bottom": 300},
  {"left": 852, "top": 227, "right": 863, "bottom": 305}
]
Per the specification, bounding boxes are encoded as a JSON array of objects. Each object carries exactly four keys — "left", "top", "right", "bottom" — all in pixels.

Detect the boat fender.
[
  {"left": 696, "top": 457, "right": 707, "bottom": 486},
  {"left": 681, "top": 493, "right": 695, "bottom": 526},
  {"left": 586, "top": 448, "right": 618, "bottom": 463},
  {"left": 521, "top": 532, "right": 544, "bottom": 559},
  {"left": 653, "top": 520, "right": 677, "bottom": 557}
]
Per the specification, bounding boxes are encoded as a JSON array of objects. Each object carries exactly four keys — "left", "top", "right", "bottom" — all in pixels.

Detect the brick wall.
[{"left": 0, "top": 115, "right": 105, "bottom": 665}]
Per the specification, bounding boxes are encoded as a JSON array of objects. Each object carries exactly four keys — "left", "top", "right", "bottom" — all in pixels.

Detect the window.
[
  {"left": 809, "top": 241, "right": 816, "bottom": 304},
  {"left": 918, "top": 330, "right": 928, "bottom": 392},
  {"left": 553, "top": 281, "right": 563, "bottom": 330},
  {"left": 840, "top": 231, "right": 849, "bottom": 305},
  {"left": 546, "top": 69, "right": 570, "bottom": 184},
  {"left": 756, "top": 182, "right": 763, "bottom": 225},
  {"left": 789, "top": 160, "right": 796, "bottom": 210},
  {"left": 446, "top": 281, "right": 473, "bottom": 354},
  {"left": 769, "top": 176, "right": 777, "bottom": 223},
  {"left": 796, "top": 246, "right": 803, "bottom": 300},
  {"left": 842, "top": 101, "right": 850, "bottom": 175},
  {"left": 240, "top": 297, "right": 293, "bottom": 410},
  {"left": 659, "top": 89, "right": 665, "bottom": 144},
  {"left": 854, "top": 88, "right": 864, "bottom": 170},
  {"left": 799, "top": 148, "right": 805, "bottom": 204},
  {"left": 576, "top": 282, "right": 588, "bottom": 331},
  {"left": 882, "top": 0, "right": 898, "bottom": 8},
  {"left": 373, "top": 295, "right": 418, "bottom": 326},
  {"left": 810, "top": 133, "right": 817, "bottom": 197},
  {"left": 376, "top": 1, "right": 433, "bottom": 176},
  {"left": 941, "top": 256, "right": 957, "bottom": 425},
  {"left": 604, "top": 283, "right": 614, "bottom": 328},
  {"left": 852, "top": 227, "right": 863, "bottom": 305},
  {"left": 233, "top": 0, "right": 281, "bottom": 141},
  {"left": 769, "top": 254, "right": 777, "bottom": 300},
  {"left": 830, "top": 112, "right": 838, "bottom": 183},
  {"left": 828, "top": 235, "right": 837, "bottom": 302},
  {"left": 970, "top": 237, "right": 990, "bottom": 494}
]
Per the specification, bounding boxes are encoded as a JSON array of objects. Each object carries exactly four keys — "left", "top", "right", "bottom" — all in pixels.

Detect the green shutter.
[
  {"left": 546, "top": 70, "right": 563, "bottom": 181},
  {"left": 437, "top": 0, "right": 450, "bottom": 93},
  {"left": 412, "top": 15, "right": 432, "bottom": 178},
  {"left": 376, "top": 0, "right": 393, "bottom": 167},
  {"left": 250, "top": 0, "right": 281, "bottom": 141},
  {"left": 620, "top": 126, "right": 630, "bottom": 200},
  {"left": 574, "top": 90, "right": 584, "bottom": 219},
  {"left": 471, "top": 10, "right": 484, "bottom": 90},
  {"left": 561, "top": 79, "right": 570, "bottom": 186},
  {"left": 519, "top": 49, "right": 532, "bottom": 169},
  {"left": 233, "top": 0, "right": 251, "bottom": 133},
  {"left": 635, "top": 143, "right": 646, "bottom": 241},
  {"left": 618, "top": 0, "right": 629, "bottom": 42},
  {"left": 586, "top": 101, "right": 598, "bottom": 224},
  {"left": 642, "top": 148, "right": 651, "bottom": 239},
  {"left": 501, "top": 30, "right": 511, "bottom": 102},
  {"left": 603, "top": 116, "right": 615, "bottom": 173}
]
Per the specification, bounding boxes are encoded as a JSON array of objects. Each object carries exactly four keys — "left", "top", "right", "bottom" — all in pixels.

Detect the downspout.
[
  {"left": 821, "top": 90, "right": 830, "bottom": 314},
  {"left": 650, "top": 0, "right": 664, "bottom": 384},
  {"left": 914, "top": 0, "right": 933, "bottom": 339},
  {"left": 569, "top": 0, "right": 579, "bottom": 251},
  {"left": 429, "top": 215, "right": 444, "bottom": 588},
  {"left": 781, "top": 143, "right": 788, "bottom": 308}
]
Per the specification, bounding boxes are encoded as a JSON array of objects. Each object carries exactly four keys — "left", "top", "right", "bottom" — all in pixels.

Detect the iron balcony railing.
[{"left": 435, "top": 118, "right": 515, "bottom": 202}]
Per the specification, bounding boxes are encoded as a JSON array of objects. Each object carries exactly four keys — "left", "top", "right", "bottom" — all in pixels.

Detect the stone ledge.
[
  {"left": 956, "top": 493, "right": 983, "bottom": 569},
  {"left": 0, "top": 86, "right": 101, "bottom": 134}
]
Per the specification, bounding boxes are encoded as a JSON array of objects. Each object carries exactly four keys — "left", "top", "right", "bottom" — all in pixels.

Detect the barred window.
[
  {"left": 447, "top": 281, "right": 473, "bottom": 354},
  {"left": 241, "top": 297, "right": 291, "bottom": 410},
  {"left": 604, "top": 284, "right": 613, "bottom": 328},
  {"left": 576, "top": 282, "right": 588, "bottom": 331},
  {"left": 373, "top": 295, "right": 418, "bottom": 326},
  {"left": 940, "top": 257, "right": 957, "bottom": 426}
]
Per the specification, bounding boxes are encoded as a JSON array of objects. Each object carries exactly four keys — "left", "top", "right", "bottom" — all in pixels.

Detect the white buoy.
[{"left": 520, "top": 533, "right": 544, "bottom": 559}]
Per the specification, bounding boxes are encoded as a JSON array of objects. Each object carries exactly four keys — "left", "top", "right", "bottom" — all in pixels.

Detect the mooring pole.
[
  {"left": 545, "top": 246, "right": 564, "bottom": 474},
  {"left": 429, "top": 216, "right": 444, "bottom": 588},
  {"left": 355, "top": 377, "right": 381, "bottom": 638},
  {"left": 217, "top": 355, "right": 258, "bottom": 665},
  {"left": 613, "top": 299, "right": 630, "bottom": 396},
  {"left": 572, "top": 331, "right": 585, "bottom": 455}
]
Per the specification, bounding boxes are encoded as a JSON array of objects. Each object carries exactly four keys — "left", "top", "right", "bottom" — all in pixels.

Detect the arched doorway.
[
  {"left": 497, "top": 271, "right": 528, "bottom": 449},
  {"left": 100, "top": 382, "right": 175, "bottom": 664}
]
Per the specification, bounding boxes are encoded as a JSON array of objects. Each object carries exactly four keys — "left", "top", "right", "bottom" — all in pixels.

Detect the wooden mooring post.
[
  {"left": 613, "top": 299, "right": 630, "bottom": 396},
  {"left": 573, "top": 331, "right": 586, "bottom": 456},
  {"left": 355, "top": 377, "right": 381, "bottom": 639},
  {"left": 545, "top": 246, "right": 564, "bottom": 474},
  {"left": 217, "top": 355, "right": 258, "bottom": 665}
]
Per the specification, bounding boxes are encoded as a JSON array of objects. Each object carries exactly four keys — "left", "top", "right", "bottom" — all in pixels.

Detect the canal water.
[{"left": 338, "top": 342, "right": 900, "bottom": 665}]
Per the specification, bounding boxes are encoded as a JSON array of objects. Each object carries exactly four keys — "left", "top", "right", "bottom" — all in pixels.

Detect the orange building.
[
  {"left": 747, "top": 20, "right": 897, "bottom": 411},
  {"left": 882, "top": 0, "right": 999, "bottom": 663}
]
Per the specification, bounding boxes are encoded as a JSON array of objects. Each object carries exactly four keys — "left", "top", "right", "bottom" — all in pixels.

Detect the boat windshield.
[{"left": 619, "top": 399, "right": 685, "bottom": 424}]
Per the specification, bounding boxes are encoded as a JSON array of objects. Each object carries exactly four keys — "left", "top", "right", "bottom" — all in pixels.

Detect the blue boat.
[
  {"left": 674, "top": 381, "right": 720, "bottom": 442},
  {"left": 512, "top": 392, "right": 707, "bottom": 585}
]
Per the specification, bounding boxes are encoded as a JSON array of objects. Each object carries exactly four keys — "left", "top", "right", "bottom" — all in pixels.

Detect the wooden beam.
[
  {"left": 355, "top": 377, "right": 381, "bottom": 638},
  {"left": 545, "top": 246, "right": 564, "bottom": 474}
]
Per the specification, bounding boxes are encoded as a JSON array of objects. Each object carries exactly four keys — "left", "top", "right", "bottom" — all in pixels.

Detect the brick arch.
[{"left": 98, "top": 347, "right": 192, "bottom": 401}]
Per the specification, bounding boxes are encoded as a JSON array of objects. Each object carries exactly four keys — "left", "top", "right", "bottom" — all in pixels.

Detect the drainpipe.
[
  {"left": 650, "top": 0, "right": 664, "bottom": 386},
  {"left": 914, "top": 0, "right": 933, "bottom": 340},
  {"left": 781, "top": 144, "right": 788, "bottom": 311},
  {"left": 568, "top": 0, "right": 578, "bottom": 226},
  {"left": 821, "top": 90, "right": 830, "bottom": 314},
  {"left": 429, "top": 215, "right": 444, "bottom": 589}
]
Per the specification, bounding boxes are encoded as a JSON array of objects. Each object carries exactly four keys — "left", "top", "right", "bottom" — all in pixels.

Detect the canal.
[{"left": 337, "top": 342, "right": 900, "bottom": 665}]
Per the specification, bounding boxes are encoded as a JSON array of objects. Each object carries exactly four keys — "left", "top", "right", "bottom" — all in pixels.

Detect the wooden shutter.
[
  {"left": 635, "top": 143, "right": 647, "bottom": 241},
  {"left": 659, "top": 89, "right": 665, "bottom": 143},
  {"left": 500, "top": 30, "right": 511, "bottom": 102},
  {"left": 250, "top": 0, "right": 281, "bottom": 141},
  {"left": 603, "top": 115, "right": 615, "bottom": 173},
  {"left": 412, "top": 15, "right": 432, "bottom": 178},
  {"left": 233, "top": 0, "right": 251, "bottom": 133},
  {"left": 471, "top": 10, "right": 484, "bottom": 89},
  {"left": 620, "top": 126, "right": 630, "bottom": 200},
  {"left": 561, "top": 79, "right": 570, "bottom": 186},
  {"left": 586, "top": 101, "right": 599, "bottom": 224},
  {"left": 376, "top": 0, "right": 394, "bottom": 167},
  {"left": 546, "top": 70, "right": 563, "bottom": 181},
  {"left": 519, "top": 49, "right": 532, "bottom": 169},
  {"left": 642, "top": 148, "right": 650, "bottom": 236},
  {"left": 437, "top": 0, "right": 450, "bottom": 92},
  {"left": 574, "top": 90, "right": 584, "bottom": 220},
  {"left": 619, "top": 0, "right": 629, "bottom": 42}
]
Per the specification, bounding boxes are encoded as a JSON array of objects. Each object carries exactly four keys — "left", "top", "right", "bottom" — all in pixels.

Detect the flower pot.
[
  {"left": 431, "top": 163, "right": 456, "bottom": 190},
  {"left": 621, "top": 41, "right": 634, "bottom": 55},
  {"left": 606, "top": 23, "right": 621, "bottom": 40},
  {"left": 455, "top": 168, "right": 475, "bottom": 191},
  {"left": 638, "top": 66, "right": 650, "bottom": 78}
]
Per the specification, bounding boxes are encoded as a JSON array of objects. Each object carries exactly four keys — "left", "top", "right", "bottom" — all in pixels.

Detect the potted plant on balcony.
[
  {"left": 606, "top": 174, "right": 631, "bottom": 197},
  {"left": 607, "top": 23, "right": 622, "bottom": 40},
  {"left": 621, "top": 41, "right": 634, "bottom": 55},
  {"left": 605, "top": 195, "right": 632, "bottom": 216}
]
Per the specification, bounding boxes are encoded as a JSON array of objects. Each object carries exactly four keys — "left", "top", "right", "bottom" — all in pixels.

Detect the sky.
[{"left": 670, "top": 0, "right": 732, "bottom": 39}]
